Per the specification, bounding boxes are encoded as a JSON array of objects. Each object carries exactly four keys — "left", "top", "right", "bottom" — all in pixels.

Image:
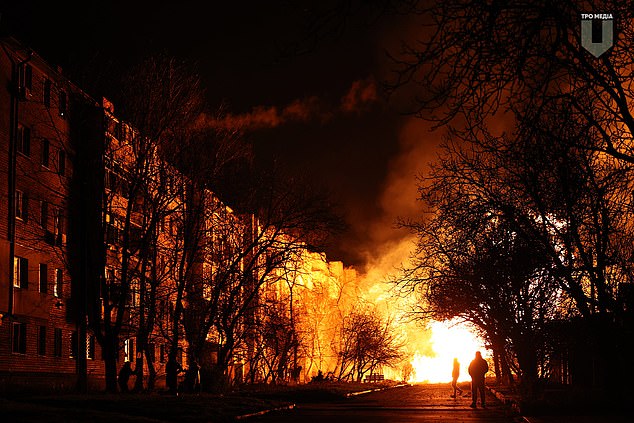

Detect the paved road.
[{"left": 254, "top": 383, "right": 522, "bottom": 422}]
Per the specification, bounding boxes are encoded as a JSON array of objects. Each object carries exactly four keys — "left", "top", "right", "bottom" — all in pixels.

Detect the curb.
[
  {"left": 234, "top": 403, "right": 296, "bottom": 420},
  {"left": 344, "top": 383, "right": 410, "bottom": 398},
  {"left": 235, "top": 383, "right": 409, "bottom": 419}
]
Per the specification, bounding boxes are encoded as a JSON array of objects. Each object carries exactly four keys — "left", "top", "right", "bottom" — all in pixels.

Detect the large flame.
[{"left": 410, "top": 320, "right": 486, "bottom": 383}]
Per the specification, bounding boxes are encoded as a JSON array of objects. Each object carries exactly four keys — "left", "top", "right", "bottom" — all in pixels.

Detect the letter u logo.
[{"left": 581, "top": 19, "right": 613, "bottom": 58}]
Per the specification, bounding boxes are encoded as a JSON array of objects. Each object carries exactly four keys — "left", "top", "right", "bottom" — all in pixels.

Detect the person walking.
[
  {"left": 468, "top": 351, "right": 489, "bottom": 408},
  {"left": 118, "top": 361, "right": 133, "bottom": 393},
  {"left": 451, "top": 357, "right": 463, "bottom": 398}
]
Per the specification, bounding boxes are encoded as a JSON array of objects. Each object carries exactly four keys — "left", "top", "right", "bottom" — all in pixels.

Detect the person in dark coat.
[
  {"left": 184, "top": 360, "right": 201, "bottom": 393},
  {"left": 118, "top": 361, "right": 133, "bottom": 393},
  {"left": 166, "top": 358, "right": 183, "bottom": 395},
  {"left": 451, "top": 357, "right": 463, "bottom": 398},
  {"left": 468, "top": 351, "right": 489, "bottom": 408}
]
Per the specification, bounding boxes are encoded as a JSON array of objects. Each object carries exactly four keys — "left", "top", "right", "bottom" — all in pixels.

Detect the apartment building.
[
  {"left": 0, "top": 37, "right": 104, "bottom": 391},
  {"left": 0, "top": 37, "right": 191, "bottom": 392},
  {"left": 0, "top": 37, "right": 265, "bottom": 391},
  {"left": 0, "top": 36, "right": 352, "bottom": 393}
]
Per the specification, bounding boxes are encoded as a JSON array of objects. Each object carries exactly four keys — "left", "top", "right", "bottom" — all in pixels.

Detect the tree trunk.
[
  {"left": 500, "top": 351, "right": 514, "bottom": 386},
  {"left": 146, "top": 348, "right": 157, "bottom": 391},
  {"left": 516, "top": 340, "right": 539, "bottom": 400},
  {"left": 103, "top": 337, "right": 119, "bottom": 393},
  {"left": 134, "top": 352, "right": 144, "bottom": 392},
  {"left": 493, "top": 348, "right": 501, "bottom": 385}
]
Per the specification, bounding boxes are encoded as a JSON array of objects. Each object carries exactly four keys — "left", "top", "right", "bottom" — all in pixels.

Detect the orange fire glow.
[{"left": 410, "top": 320, "right": 487, "bottom": 383}]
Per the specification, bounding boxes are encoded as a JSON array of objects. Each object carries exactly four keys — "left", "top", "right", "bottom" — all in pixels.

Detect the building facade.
[
  {"left": 0, "top": 37, "right": 103, "bottom": 391},
  {"left": 0, "top": 36, "right": 362, "bottom": 393}
]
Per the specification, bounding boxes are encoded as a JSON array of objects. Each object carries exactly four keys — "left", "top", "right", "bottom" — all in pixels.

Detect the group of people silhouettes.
[
  {"left": 118, "top": 358, "right": 201, "bottom": 394},
  {"left": 164, "top": 358, "right": 201, "bottom": 395},
  {"left": 451, "top": 351, "right": 489, "bottom": 408}
]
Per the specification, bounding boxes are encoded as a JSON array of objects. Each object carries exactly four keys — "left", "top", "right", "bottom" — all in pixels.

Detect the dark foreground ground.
[
  {"left": 1, "top": 392, "right": 286, "bottom": 422},
  {"left": 2, "top": 382, "right": 631, "bottom": 422},
  {"left": 0, "top": 381, "right": 396, "bottom": 422}
]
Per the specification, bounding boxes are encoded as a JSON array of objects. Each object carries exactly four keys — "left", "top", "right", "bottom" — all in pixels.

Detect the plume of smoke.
[
  {"left": 353, "top": 117, "right": 440, "bottom": 369},
  {"left": 359, "top": 118, "right": 437, "bottom": 272},
  {"left": 340, "top": 77, "right": 378, "bottom": 114},
  {"left": 200, "top": 77, "right": 379, "bottom": 131}
]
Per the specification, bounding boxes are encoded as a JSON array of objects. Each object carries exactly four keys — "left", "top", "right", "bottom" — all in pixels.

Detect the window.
[
  {"left": 18, "top": 63, "right": 32, "bottom": 97},
  {"left": 53, "top": 208, "right": 64, "bottom": 244},
  {"left": 104, "top": 168, "right": 112, "bottom": 190},
  {"left": 69, "top": 331, "right": 77, "bottom": 359},
  {"left": 160, "top": 216, "right": 166, "bottom": 233},
  {"left": 159, "top": 343, "right": 166, "bottom": 363},
  {"left": 41, "top": 138, "right": 50, "bottom": 167},
  {"left": 105, "top": 165, "right": 129, "bottom": 198},
  {"left": 43, "top": 79, "right": 51, "bottom": 107},
  {"left": 58, "top": 90, "right": 67, "bottom": 117},
  {"left": 86, "top": 335, "right": 95, "bottom": 360},
  {"left": 38, "top": 326, "right": 47, "bottom": 356},
  {"left": 17, "top": 124, "right": 31, "bottom": 156},
  {"left": 53, "top": 328, "right": 62, "bottom": 357},
  {"left": 128, "top": 279, "right": 139, "bottom": 308},
  {"left": 58, "top": 149, "right": 66, "bottom": 176},
  {"left": 105, "top": 267, "right": 115, "bottom": 284},
  {"left": 202, "top": 263, "right": 213, "bottom": 300},
  {"left": 124, "top": 338, "right": 135, "bottom": 363},
  {"left": 54, "top": 268, "right": 63, "bottom": 297},
  {"left": 106, "top": 214, "right": 121, "bottom": 246},
  {"left": 40, "top": 200, "right": 48, "bottom": 228},
  {"left": 13, "top": 256, "right": 28, "bottom": 289},
  {"left": 15, "top": 190, "right": 28, "bottom": 221},
  {"left": 39, "top": 263, "right": 48, "bottom": 293},
  {"left": 12, "top": 322, "right": 27, "bottom": 354}
]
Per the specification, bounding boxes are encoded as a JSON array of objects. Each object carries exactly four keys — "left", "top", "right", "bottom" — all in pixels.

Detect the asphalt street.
[{"left": 253, "top": 383, "right": 522, "bottom": 423}]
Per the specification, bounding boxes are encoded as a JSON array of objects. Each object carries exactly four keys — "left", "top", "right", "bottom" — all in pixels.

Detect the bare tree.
[
  {"left": 390, "top": 1, "right": 634, "bottom": 163},
  {"left": 251, "top": 296, "right": 300, "bottom": 383},
  {"left": 172, "top": 167, "right": 340, "bottom": 390},
  {"left": 398, "top": 112, "right": 634, "bottom": 397},
  {"left": 401, "top": 175, "right": 561, "bottom": 396},
  {"left": 71, "top": 55, "right": 204, "bottom": 393},
  {"left": 389, "top": 1, "right": 634, "bottom": 399},
  {"left": 336, "top": 308, "right": 404, "bottom": 382}
]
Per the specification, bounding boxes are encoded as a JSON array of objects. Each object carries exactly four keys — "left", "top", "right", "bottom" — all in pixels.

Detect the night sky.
[{"left": 1, "top": 1, "right": 438, "bottom": 269}]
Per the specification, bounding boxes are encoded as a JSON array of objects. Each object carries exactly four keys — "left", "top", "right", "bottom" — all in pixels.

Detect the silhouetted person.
[
  {"left": 118, "top": 361, "right": 133, "bottom": 393},
  {"left": 313, "top": 370, "right": 324, "bottom": 382},
  {"left": 166, "top": 358, "right": 183, "bottom": 395},
  {"left": 468, "top": 351, "right": 489, "bottom": 408},
  {"left": 291, "top": 365, "right": 302, "bottom": 383},
  {"left": 184, "top": 360, "right": 201, "bottom": 393},
  {"left": 451, "top": 357, "right": 463, "bottom": 398}
]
